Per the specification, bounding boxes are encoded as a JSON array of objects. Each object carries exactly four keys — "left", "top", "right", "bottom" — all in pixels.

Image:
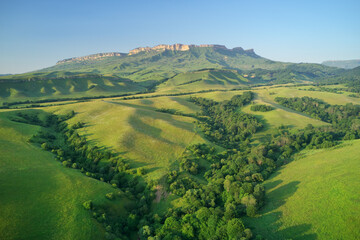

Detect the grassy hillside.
[
  {"left": 46, "top": 100, "right": 209, "bottom": 180},
  {"left": 0, "top": 73, "right": 145, "bottom": 103},
  {"left": 245, "top": 140, "right": 360, "bottom": 240},
  {"left": 156, "top": 69, "right": 250, "bottom": 93},
  {"left": 0, "top": 110, "right": 132, "bottom": 240}
]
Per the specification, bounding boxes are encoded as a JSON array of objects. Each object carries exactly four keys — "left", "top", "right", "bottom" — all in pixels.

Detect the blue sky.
[{"left": 0, "top": 0, "right": 359, "bottom": 73}]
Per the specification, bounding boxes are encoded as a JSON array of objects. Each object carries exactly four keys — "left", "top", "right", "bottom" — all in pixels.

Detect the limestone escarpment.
[
  {"left": 56, "top": 44, "right": 258, "bottom": 64},
  {"left": 128, "top": 44, "right": 256, "bottom": 55}
]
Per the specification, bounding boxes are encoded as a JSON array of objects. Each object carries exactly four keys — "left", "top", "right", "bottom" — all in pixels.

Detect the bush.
[
  {"left": 83, "top": 200, "right": 93, "bottom": 210},
  {"left": 250, "top": 104, "right": 274, "bottom": 112},
  {"left": 105, "top": 192, "right": 115, "bottom": 200}
]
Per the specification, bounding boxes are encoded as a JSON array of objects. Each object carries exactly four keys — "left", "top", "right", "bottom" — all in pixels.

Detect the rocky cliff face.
[
  {"left": 128, "top": 44, "right": 252, "bottom": 55},
  {"left": 56, "top": 44, "right": 258, "bottom": 64},
  {"left": 56, "top": 52, "right": 126, "bottom": 64}
]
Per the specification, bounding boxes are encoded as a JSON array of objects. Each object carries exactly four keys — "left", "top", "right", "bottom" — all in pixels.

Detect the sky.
[{"left": 0, "top": 0, "right": 359, "bottom": 74}]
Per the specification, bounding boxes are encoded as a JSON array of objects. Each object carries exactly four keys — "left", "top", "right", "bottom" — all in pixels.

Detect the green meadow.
[{"left": 245, "top": 140, "right": 360, "bottom": 240}]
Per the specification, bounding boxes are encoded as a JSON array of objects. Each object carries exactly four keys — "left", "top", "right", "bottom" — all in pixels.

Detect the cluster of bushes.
[
  {"left": 250, "top": 104, "right": 274, "bottom": 112},
  {"left": 298, "top": 86, "right": 345, "bottom": 94},
  {"left": 275, "top": 96, "right": 360, "bottom": 139},
  {"left": 190, "top": 92, "right": 263, "bottom": 148},
  {"left": 155, "top": 108, "right": 197, "bottom": 119}
]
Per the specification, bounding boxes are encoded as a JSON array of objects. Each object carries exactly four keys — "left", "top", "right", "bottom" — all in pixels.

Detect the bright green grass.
[
  {"left": 0, "top": 110, "right": 131, "bottom": 240},
  {"left": 245, "top": 140, "right": 360, "bottom": 240},
  {"left": 47, "top": 100, "right": 208, "bottom": 181},
  {"left": 117, "top": 96, "right": 201, "bottom": 114}
]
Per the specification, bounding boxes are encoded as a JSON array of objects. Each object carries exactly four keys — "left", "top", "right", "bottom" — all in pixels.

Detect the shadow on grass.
[
  {"left": 245, "top": 180, "right": 318, "bottom": 239},
  {"left": 107, "top": 100, "right": 196, "bottom": 131},
  {"left": 128, "top": 114, "right": 174, "bottom": 145}
]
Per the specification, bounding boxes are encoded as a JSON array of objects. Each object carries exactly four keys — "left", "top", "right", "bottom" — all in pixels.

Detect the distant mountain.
[
  {"left": 322, "top": 59, "right": 360, "bottom": 69},
  {"left": 39, "top": 44, "right": 291, "bottom": 82},
  {"left": 0, "top": 74, "right": 12, "bottom": 76},
  {"left": 0, "top": 43, "right": 347, "bottom": 103}
]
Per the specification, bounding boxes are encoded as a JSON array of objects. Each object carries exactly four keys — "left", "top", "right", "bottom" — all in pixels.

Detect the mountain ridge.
[
  {"left": 55, "top": 44, "right": 259, "bottom": 65},
  {"left": 322, "top": 59, "right": 360, "bottom": 69}
]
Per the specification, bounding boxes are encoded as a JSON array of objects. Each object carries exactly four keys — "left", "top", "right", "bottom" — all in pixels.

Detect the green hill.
[
  {"left": 47, "top": 99, "right": 209, "bottom": 180},
  {"left": 156, "top": 69, "right": 250, "bottom": 93},
  {"left": 245, "top": 140, "right": 360, "bottom": 239},
  {"left": 0, "top": 72, "right": 145, "bottom": 102}
]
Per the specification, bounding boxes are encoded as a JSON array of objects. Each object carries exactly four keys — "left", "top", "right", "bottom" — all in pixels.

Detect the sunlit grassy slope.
[
  {"left": 0, "top": 74, "right": 145, "bottom": 103},
  {"left": 120, "top": 96, "right": 201, "bottom": 114},
  {"left": 265, "top": 86, "right": 360, "bottom": 105},
  {"left": 245, "top": 140, "right": 360, "bottom": 240},
  {"left": 0, "top": 110, "right": 131, "bottom": 240},
  {"left": 48, "top": 100, "right": 208, "bottom": 180},
  {"left": 156, "top": 69, "right": 250, "bottom": 93}
]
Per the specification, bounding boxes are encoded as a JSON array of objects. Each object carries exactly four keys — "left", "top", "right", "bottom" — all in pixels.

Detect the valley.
[{"left": 0, "top": 44, "right": 359, "bottom": 240}]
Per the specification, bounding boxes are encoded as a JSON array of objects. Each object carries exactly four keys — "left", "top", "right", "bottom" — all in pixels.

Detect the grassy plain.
[{"left": 245, "top": 140, "right": 360, "bottom": 240}]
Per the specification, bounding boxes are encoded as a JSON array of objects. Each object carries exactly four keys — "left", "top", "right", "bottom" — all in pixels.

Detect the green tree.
[{"left": 227, "top": 218, "right": 245, "bottom": 239}]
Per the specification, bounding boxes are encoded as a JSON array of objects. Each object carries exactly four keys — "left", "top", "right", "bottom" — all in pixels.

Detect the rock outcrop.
[{"left": 56, "top": 52, "right": 126, "bottom": 64}]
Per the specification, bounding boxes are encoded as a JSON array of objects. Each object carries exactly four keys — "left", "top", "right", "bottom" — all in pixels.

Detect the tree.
[
  {"left": 138, "top": 225, "right": 152, "bottom": 240},
  {"left": 227, "top": 218, "right": 245, "bottom": 239}
]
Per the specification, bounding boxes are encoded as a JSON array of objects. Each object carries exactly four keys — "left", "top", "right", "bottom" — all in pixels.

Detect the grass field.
[
  {"left": 245, "top": 140, "right": 360, "bottom": 240},
  {"left": 0, "top": 110, "right": 132, "bottom": 240},
  {"left": 117, "top": 96, "right": 201, "bottom": 114},
  {"left": 47, "top": 100, "right": 209, "bottom": 180}
]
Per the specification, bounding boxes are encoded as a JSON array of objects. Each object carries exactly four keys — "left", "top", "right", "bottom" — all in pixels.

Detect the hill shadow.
[{"left": 245, "top": 180, "right": 318, "bottom": 239}]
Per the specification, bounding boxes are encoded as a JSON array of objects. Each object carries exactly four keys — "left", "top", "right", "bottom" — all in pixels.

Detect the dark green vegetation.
[
  {"left": 275, "top": 96, "right": 360, "bottom": 139},
  {"left": 250, "top": 104, "right": 274, "bottom": 112}
]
